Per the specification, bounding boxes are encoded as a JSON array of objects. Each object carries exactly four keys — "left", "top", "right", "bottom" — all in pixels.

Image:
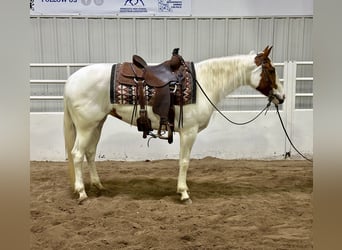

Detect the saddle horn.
[
  {"left": 172, "top": 48, "right": 180, "bottom": 56},
  {"left": 170, "top": 48, "right": 182, "bottom": 70}
]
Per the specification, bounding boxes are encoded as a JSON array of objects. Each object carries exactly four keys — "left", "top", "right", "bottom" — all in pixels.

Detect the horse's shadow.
[
  {"left": 81, "top": 177, "right": 179, "bottom": 202},
  {"left": 77, "top": 176, "right": 312, "bottom": 202}
]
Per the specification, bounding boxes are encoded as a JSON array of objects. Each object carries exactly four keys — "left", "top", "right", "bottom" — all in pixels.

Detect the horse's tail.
[{"left": 63, "top": 97, "right": 76, "bottom": 190}]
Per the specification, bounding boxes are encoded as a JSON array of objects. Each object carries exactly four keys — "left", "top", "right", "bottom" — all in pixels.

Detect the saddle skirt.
[{"left": 110, "top": 62, "right": 197, "bottom": 106}]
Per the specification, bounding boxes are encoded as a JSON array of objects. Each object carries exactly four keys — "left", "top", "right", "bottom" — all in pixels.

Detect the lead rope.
[
  {"left": 195, "top": 78, "right": 272, "bottom": 125},
  {"left": 274, "top": 104, "right": 313, "bottom": 162},
  {"left": 195, "top": 73, "right": 312, "bottom": 162}
]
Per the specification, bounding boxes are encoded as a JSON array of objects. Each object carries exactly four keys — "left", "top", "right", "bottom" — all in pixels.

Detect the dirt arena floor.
[{"left": 30, "top": 157, "right": 312, "bottom": 249}]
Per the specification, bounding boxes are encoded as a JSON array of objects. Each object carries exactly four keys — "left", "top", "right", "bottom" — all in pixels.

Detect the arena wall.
[
  {"left": 30, "top": 110, "right": 312, "bottom": 161},
  {"left": 30, "top": 1, "right": 313, "bottom": 161}
]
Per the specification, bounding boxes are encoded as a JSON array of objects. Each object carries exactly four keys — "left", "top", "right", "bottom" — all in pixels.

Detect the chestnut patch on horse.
[{"left": 254, "top": 46, "right": 277, "bottom": 97}]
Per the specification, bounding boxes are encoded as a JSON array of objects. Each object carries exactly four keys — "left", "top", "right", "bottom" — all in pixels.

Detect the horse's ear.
[{"left": 263, "top": 45, "right": 273, "bottom": 57}]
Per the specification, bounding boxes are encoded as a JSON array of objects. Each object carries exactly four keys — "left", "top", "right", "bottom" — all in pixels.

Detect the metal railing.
[
  {"left": 29, "top": 61, "right": 313, "bottom": 111},
  {"left": 30, "top": 63, "right": 89, "bottom": 101}
]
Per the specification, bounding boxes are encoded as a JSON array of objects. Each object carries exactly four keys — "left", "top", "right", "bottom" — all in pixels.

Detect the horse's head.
[{"left": 251, "top": 46, "right": 285, "bottom": 105}]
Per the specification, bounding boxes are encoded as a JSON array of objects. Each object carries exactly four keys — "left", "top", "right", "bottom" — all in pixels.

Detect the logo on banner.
[
  {"left": 120, "top": 0, "right": 147, "bottom": 13},
  {"left": 124, "top": 0, "right": 145, "bottom": 6}
]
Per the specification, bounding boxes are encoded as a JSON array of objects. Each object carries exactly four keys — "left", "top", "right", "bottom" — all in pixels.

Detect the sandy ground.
[{"left": 30, "top": 157, "right": 312, "bottom": 249}]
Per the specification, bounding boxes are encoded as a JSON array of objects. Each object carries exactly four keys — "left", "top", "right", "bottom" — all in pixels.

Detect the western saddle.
[{"left": 113, "top": 48, "right": 188, "bottom": 143}]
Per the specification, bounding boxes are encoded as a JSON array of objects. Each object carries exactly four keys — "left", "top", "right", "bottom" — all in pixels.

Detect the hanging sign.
[{"left": 30, "top": 0, "right": 191, "bottom": 16}]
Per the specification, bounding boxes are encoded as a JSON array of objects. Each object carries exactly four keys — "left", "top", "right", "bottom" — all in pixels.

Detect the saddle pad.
[{"left": 110, "top": 62, "right": 197, "bottom": 106}]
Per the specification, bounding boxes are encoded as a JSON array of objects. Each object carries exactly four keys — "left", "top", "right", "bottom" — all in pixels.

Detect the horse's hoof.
[
  {"left": 77, "top": 196, "right": 88, "bottom": 205},
  {"left": 181, "top": 198, "right": 192, "bottom": 205}
]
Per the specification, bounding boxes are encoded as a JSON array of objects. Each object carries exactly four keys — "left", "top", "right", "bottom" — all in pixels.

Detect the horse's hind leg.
[
  {"left": 71, "top": 136, "right": 88, "bottom": 202},
  {"left": 72, "top": 125, "right": 102, "bottom": 202},
  {"left": 86, "top": 152, "right": 105, "bottom": 191},
  {"left": 85, "top": 118, "right": 106, "bottom": 191}
]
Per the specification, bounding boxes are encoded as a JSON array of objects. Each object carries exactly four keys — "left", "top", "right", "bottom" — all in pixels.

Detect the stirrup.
[{"left": 157, "top": 122, "right": 174, "bottom": 144}]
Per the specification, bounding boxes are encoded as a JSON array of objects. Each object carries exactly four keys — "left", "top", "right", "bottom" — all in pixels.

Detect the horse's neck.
[{"left": 195, "top": 55, "right": 254, "bottom": 104}]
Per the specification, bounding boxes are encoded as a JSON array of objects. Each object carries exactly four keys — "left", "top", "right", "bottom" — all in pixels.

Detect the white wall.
[
  {"left": 30, "top": 110, "right": 313, "bottom": 161},
  {"left": 29, "top": 1, "right": 314, "bottom": 161},
  {"left": 191, "top": 0, "right": 313, "bottom": 17}
]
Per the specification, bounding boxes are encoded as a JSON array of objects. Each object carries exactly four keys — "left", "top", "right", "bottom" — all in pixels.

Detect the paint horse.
[{"left": 64, "top": 46, "right": 285, "bottom": 203}]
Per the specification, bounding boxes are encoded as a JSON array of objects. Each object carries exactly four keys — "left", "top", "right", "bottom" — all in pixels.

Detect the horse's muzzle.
[
  {"left": 269, "top": 93, "right": 285, "bottom": 105},
  {"left": 277, "top": 96, "right": 285, "bottom": 104}
]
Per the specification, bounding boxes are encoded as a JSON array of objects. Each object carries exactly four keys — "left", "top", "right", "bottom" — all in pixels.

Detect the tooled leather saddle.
[{"left": 110, "top": 48, "right": 196, "bottom": 144}]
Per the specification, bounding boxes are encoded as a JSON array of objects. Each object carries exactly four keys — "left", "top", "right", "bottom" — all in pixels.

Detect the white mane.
[{"left": 195, "top": 54, "right": 257, "bottom": 102}]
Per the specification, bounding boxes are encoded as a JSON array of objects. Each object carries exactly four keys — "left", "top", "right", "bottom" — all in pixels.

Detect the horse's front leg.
[{"left": 178, "top": 127, "right": 198, "bottom": 203}]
